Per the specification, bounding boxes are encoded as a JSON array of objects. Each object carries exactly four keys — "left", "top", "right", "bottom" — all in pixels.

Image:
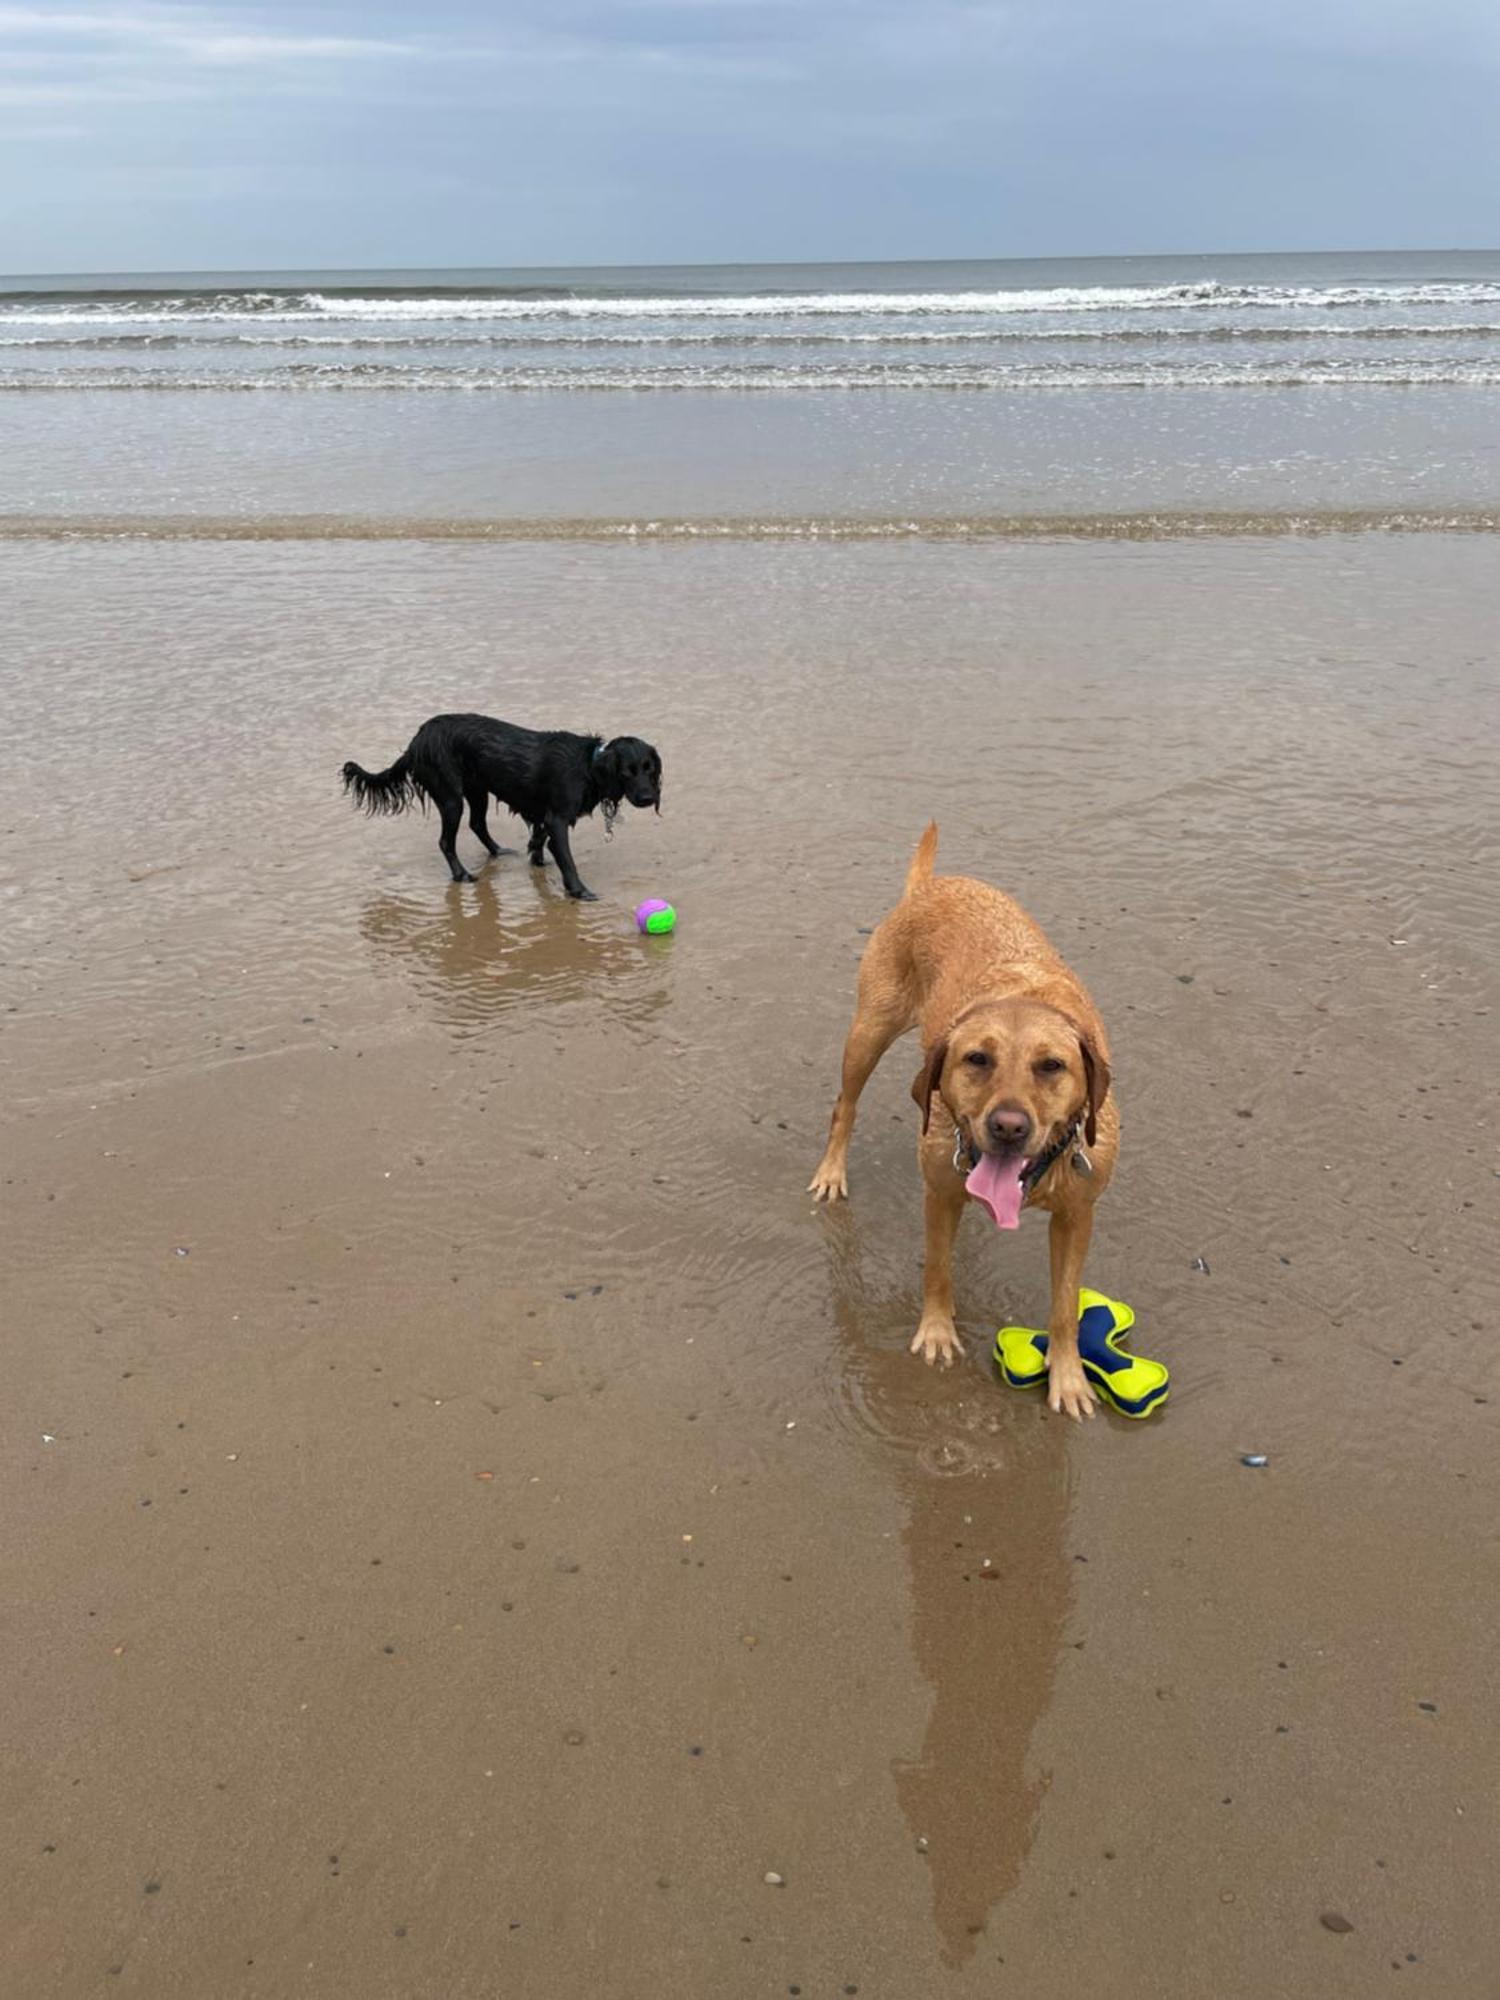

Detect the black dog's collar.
[{"left": 952, "top": 1115, "right": 1087, "bottom": 1192}]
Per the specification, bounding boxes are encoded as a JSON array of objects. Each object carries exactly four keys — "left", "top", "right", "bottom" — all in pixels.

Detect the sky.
[{"left": 0, "top": 0, "right": 1497, "bottom": 274}]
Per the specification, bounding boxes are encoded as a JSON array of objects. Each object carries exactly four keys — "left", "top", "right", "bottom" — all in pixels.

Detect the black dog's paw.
[
  {"left": 570, "top": 887, "right": 599, "bottom": 902},
  {"left": 454, "top": 869, "right": 477, "bottom": 884}
]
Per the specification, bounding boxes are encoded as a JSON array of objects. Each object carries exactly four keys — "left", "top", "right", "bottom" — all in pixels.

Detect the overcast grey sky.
[{"left": 1, "top": 0, "right": 1496, "bottom": 274}]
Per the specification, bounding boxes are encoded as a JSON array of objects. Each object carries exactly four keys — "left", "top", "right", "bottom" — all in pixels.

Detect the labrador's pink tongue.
[{"left": 966, "top": 1151, "right": 1028, "bottom": 1229}]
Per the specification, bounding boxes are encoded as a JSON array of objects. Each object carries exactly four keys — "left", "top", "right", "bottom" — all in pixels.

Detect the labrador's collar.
[{"left": 952, "top": 1114, "right": 1089, "bottom": 1190}]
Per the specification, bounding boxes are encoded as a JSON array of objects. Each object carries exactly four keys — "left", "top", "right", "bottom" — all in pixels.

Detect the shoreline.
[{"left": 3, "top": 506, "right": 1500, "bottom": 542}]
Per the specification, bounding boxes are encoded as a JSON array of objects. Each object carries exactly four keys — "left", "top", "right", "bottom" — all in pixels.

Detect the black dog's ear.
[
  {"left": 1074, "top": 1026, "right": 1111, "bottom": 1148},
  {"left": 910, "top": 1037, "right": 949, "bottom": 1135}
]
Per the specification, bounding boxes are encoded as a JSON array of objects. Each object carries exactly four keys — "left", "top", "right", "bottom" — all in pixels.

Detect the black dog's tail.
[{"left": 341, "top": 752, "right": 418, "bottom": 816}]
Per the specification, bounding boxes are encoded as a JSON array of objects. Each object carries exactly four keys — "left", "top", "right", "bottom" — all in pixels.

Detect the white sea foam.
[
  {"left": 304, "top": 281, "right": 1500, "bottom": 320},
  {"left": 5, "top": 280, "right": 1500, "bottom": 329},
  {"left": 9, "top": 321, "right": 1500, "bottom": 353}
]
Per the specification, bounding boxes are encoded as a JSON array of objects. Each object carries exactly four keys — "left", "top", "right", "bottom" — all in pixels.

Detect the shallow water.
[
  {"left": 3, "top": 534, "right": 1497, "bottom": 1995},
  {"left": 6, "top": 380, "right": 1500, "bottom": 528}
]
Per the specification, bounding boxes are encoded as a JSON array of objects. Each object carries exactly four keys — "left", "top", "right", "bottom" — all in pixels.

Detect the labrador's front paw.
[{"left": 911, "top": 1314, "right": 963, "bottom": 1368}]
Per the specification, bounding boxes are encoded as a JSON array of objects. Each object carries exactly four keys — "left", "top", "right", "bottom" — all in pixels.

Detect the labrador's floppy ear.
[
  {"left": 910, "top": 1036, "right": 950, "bottom": 1136},
  {"left": 1075, "top": 1027, "right": 1111, "bottom": 1149}
]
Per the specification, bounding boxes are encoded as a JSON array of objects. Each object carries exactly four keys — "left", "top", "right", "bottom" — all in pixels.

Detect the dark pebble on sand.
[
  {"left": 144, "top": 1881, "right": 161, "bottom": 1895},
  {"left": 1320, "top": 1912, "right": 1355, "bottom": 1934},
  {"left": 1417, "top": 1700, "right": 1438, "bottom": 1713},
  {"left": 1192, "top": 1256, "right": 1211, "bottom": 1274}
]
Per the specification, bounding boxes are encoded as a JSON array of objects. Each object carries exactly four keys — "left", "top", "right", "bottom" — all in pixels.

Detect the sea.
[{"left": 4, "top": 249, "right": 1500, "bottom": 531}]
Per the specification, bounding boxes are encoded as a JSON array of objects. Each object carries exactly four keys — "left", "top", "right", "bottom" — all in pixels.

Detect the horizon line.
[{"left": 3, "top": 244, "right": 1498, "bottom": 286}]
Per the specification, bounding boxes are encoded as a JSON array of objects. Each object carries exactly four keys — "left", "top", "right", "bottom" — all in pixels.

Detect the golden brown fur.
[{"left": 809, "top": 823, "right": 1119, "bottom": 1420}]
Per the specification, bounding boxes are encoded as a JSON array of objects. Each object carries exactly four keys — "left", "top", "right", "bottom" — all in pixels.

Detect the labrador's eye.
[
  {"left": 1036, "top": 1056, "right": 1067, "bottom": 1075},
  {"left": 963, "top": 1050, "right": 991, "bottom": 1069}
]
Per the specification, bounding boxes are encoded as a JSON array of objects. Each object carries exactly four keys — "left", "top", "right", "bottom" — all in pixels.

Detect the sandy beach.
[{"left": 3, "top": 521, "right": 1497, "bottom": 1995}]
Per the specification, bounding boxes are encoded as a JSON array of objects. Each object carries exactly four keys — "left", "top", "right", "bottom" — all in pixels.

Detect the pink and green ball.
[{"left": 635, "top": 899, "right": 676, "bottom": 935}]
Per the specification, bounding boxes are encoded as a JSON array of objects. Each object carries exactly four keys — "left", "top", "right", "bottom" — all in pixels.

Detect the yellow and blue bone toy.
[{"left": 993, "top": 1290, "right": 1169, "bottom": 1419}]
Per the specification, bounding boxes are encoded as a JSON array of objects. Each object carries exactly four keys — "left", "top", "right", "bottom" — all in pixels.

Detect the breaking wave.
[
  {"left": 5, "top": 279, "right": 1500, "bottom": 327},
  {"left": 5, "top": 265, "right": 1499, "bottom": 393}
]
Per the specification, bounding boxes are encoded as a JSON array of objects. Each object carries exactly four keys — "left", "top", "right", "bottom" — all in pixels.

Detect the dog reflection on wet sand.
[
  {"left": 359, "top": 876, "right": 668, "bottom": 1028},
  {"left": 827, "top": 1269, "right": 1073, "bottom": 1966}
]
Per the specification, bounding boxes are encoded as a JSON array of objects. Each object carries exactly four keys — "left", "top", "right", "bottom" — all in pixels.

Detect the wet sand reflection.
[
  {"left": 827, "top": 1230, "right": 1075, "bottom": 1967},
  {"left": 359, "top": 871, "right": 671, "bottom": 1029}
]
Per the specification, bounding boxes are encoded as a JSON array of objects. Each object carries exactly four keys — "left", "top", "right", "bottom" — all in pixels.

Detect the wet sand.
[{"left": 3, "top": 534, "right": 1498, "bottom": 1997}]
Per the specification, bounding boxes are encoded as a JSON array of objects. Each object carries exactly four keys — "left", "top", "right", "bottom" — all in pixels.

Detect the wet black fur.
[{"left": 341, "top": 712, "right": 662, "bottom": 900}]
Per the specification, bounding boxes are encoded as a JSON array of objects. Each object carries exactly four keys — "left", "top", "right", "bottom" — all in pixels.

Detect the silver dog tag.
[{"left": 1071, "top": 1147, "right": 1094, "bottom": 1177}]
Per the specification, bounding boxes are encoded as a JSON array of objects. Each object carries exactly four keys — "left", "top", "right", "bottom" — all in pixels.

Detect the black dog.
[{"left": 342, "top": 713, "right": 662, "bottom": 900}]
